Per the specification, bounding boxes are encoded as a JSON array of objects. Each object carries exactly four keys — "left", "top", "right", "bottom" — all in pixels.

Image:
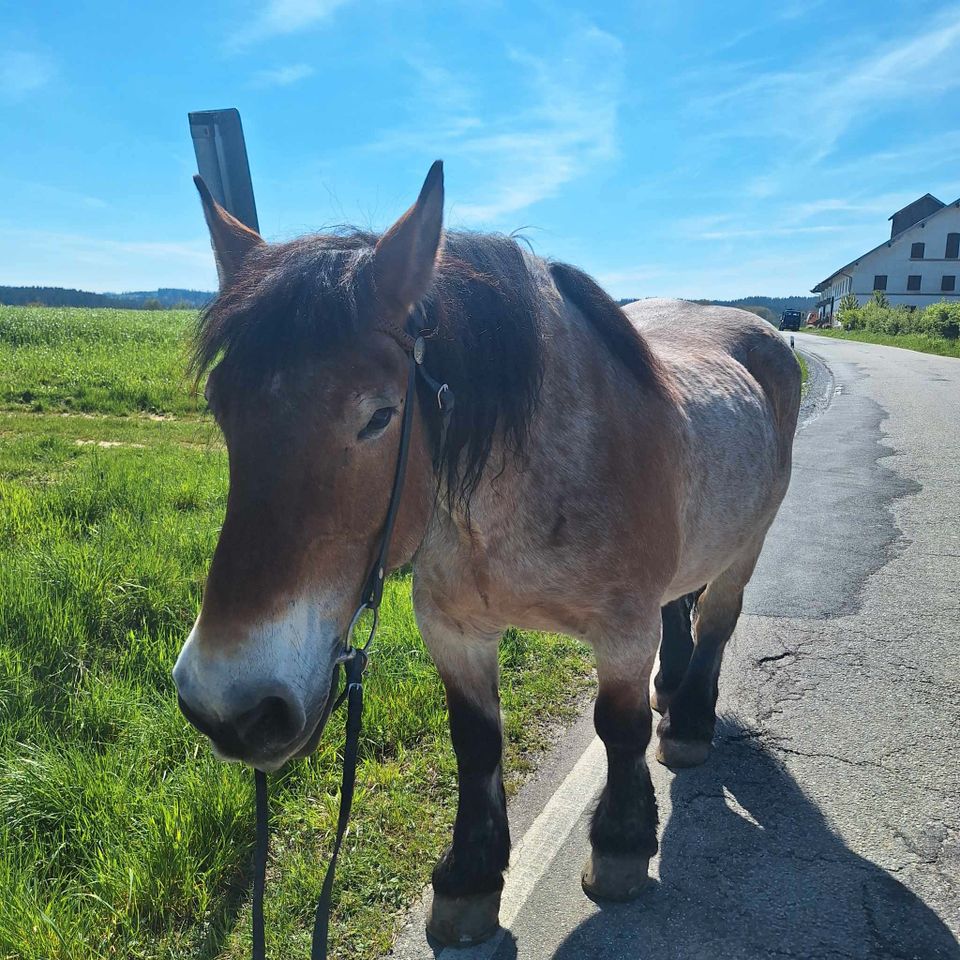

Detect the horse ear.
[
  {"left": 193, "top": 175, "right": 264, "bottom": 288},
  {"left": 374, "top": 160, "right": 444, "bottom": 316}
]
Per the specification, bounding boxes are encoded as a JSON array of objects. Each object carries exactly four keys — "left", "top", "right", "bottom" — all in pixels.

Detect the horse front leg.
[
  {"left": 416, "top": 596, "right": 508, "bottom": 947},
  {"left": 583, "top": 612, "right": 661, "bottom": 901}
]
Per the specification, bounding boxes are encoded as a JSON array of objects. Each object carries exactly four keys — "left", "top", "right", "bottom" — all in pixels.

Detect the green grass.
[
  {"left": 0, "top": 306, "right": 594, "bottom": 960},
  {"left": 806, "top": 327, "right": 960, "bottom": 359},
  {"left": 795, "top": 352, "right": 809, "bottom": 395},
  {"left": 0, "top": 306, "right": 202, "bottom": 415}
]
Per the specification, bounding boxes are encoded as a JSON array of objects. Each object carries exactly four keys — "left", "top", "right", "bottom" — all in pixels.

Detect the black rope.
[
  {"left": 253, "top": 769, "right": 268, "bottom": 960},
  {"left": 310, "top": 652, "right": 366, "bottom": 959},
  {"left": 251, "top": 649, "right": 366, "bottom": 960}
]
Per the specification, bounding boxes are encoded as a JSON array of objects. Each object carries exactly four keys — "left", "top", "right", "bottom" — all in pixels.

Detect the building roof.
[
  {"left": 887, "top": 193, "right": 943, "bottom": 221},
  {"left": 811, "top": 195, "right": 960, "bottom": 294}
]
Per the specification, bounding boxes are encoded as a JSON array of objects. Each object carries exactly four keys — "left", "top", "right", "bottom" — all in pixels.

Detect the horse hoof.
[
  {"left": 426, "top": 889, "right": 501, "bottom": 947},
  {"left": 581, "top": 852, "right": 650, "bottom": 902},
  {"left": 656, "top": 735, "right": 711, "bottom": 769}
]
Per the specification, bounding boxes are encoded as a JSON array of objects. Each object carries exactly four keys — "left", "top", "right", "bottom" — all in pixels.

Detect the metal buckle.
[
  {"left": 337, "top": 601, "right": 380, "bottom": 665},
  {"left": 436, "top": 382, "right": 453, "bottom": 414}
]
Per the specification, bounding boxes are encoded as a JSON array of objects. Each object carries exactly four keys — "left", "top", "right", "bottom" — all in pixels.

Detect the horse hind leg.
[
  {"left": 657, "top": 551, "right": 760, "bottom": 769},
  {"left": 651, "top": 589, "right": 702, "bottom": 714}
]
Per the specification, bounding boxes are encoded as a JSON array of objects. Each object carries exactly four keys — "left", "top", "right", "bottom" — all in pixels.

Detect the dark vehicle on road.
[{"left": 779, "top": 310, "right": 803, "bottom": 331}]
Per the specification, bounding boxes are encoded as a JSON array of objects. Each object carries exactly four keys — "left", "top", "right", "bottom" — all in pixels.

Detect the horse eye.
[{"left": 358, "top": 407, "right": 395, "bottom": 439}]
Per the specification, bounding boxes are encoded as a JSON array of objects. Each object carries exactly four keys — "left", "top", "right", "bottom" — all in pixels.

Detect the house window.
[
  {"left": 911, "top": 242, "right": 925, "bottom": 259},
  {"left": 947, "top": 233, "right": 960, "bottom": 259},
  {"left": 943, "top": 275, "right": 957, "bottom": 292},
  {"left": 873, "top": 275, "right": 887, "bottom": 291},
  {"left": 907, "top": 275, "right": 921, "bottom": 291}
]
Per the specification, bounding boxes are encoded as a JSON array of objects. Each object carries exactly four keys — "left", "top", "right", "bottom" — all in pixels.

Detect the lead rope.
[
  {"left": 253, "top": 769, "right": 268, "bottom": 960},
  {"left": 250, "top": 331, "right": 453, "bottom": 960}
]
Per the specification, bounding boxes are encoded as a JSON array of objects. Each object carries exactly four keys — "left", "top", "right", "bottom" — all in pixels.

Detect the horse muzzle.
[{"left": 175, "top": 665, "right": 342, "bottom": 770}]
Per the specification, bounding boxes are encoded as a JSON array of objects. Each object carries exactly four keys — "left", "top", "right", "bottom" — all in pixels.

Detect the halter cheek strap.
[{"left": 251, "top": 311, "right": 453, "bottom": 960}]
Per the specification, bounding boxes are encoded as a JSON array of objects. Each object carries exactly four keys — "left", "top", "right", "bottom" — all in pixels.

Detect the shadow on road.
[{"left": 551, "top": 719, "right": 959, "bottom": 960}]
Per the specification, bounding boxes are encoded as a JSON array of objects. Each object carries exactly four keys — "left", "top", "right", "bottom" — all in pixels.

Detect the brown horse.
[{"left": 173, "top": 162, "right": 800, "bottom": 946}]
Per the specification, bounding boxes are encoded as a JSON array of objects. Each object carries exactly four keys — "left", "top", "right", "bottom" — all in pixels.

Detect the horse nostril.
[
  {"left": 177, "top": 686, "right": 306, "bottom": 760},
  {"left": 178, "top": 694, "right": 218, "bottom": 739},
  {"left": 235, "top": 695, "right": 300, "bottom": 751}
]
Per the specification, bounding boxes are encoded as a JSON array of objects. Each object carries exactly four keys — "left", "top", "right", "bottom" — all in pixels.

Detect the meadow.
[{"left": 0, "top": 306, "right": 593, "bottom": 960}]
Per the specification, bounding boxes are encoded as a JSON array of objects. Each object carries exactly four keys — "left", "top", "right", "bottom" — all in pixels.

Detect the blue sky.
[{"left": 2, "top": 0, "right": 959, "bottom": 299}]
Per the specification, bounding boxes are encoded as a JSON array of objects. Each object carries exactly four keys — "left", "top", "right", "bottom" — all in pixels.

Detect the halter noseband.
[{"left": 252, "top": 308, "right": 454, "bottom": 960}]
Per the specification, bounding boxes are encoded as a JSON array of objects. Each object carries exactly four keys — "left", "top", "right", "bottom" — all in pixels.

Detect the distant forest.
[
  {"left": 4, "top": 285, "right": 815, "bottom": 320},
  {"left": 618, "top": 294, "right": 816, "bottom": 325},
  {"left": 0, "top": 287, "right": 214, "bottom": 309},
  {"left": 708, "top": 295, "right": 817, "bottom": 315}
]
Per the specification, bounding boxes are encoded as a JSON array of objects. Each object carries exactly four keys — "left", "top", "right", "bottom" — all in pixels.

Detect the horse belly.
[{"left": 665, "top": 376, "right": 785, "bottom": 601}]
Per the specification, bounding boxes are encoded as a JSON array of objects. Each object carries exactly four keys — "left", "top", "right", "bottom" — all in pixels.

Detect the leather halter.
[{"left": 252, "top": 310, "right": 453, "bottom": 960}]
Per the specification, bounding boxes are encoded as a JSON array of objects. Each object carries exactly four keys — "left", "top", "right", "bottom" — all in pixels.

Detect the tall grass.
[
  {"left": 0, "top": 308, "right": 594, "bottom": 959},
  {"left": 0, "top": 306, "right": 201, "bottom": 415}
]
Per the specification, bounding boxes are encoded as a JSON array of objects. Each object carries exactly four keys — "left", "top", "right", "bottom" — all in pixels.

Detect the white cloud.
[
  {"left": 786, "top": 192, "right": 939, "bottom": 222},
  {"left": 826, "top": 131, "right": 960, "bottom": 183},
  {"left": 699, "top": 224, "right": 848, "bottom": 241},
  {"left": 686, "top": 6, "right": 960, "bottom": 163},
  {"left": 636, "top": 8, "right": 960, "bottom": 300},
  {"left": 599, "top": 249, "right": 839, "bottom": 301},
  {"left": 228, "top": 0, "right": 353, "bottom": 49},
  {"left": 401, "top": 56, "right": 475, "bottom": 114},
  {"left": 251, "top": 63, "right": 315, "bottom": 87},
  {"left": 367, "top": 25, "right": 625, "bottom": 226},
  {"left": 0, "top": 50, "right": 55, "bottom": 99},
  {"left": 0, "top": 177, "right": 108, "bottom": 211},
  {"left": 596, "top": 265, "right": 667, "bottom": 289},
  {"left": 0, "top": 227, "right": 216, "bottom": 291},
  {"left": 777, "top": 0, "right": 827, "bottom": 20}
]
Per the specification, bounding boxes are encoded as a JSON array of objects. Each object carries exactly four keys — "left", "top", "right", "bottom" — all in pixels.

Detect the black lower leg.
[
  {"left": 653, "top": 591, "right": 699, "bottom": 705},
  {"left": 432, "top": 691, "right": 509, "bottom": 898},
  {"left": 590, "top": 685, "right": 658, "bottom": 858},
  {"left": 660, "top": 593, "right": 741, "bottom": 745}
]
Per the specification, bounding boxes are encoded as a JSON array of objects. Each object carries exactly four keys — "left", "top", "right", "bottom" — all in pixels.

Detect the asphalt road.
[{"left": 392, "top": 332, "right": 960, "bottom": 960}]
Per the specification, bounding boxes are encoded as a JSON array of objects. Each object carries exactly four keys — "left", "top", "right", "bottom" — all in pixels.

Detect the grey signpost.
[{"left": 188, "top": 108, "right": 260, "bottom": 232}]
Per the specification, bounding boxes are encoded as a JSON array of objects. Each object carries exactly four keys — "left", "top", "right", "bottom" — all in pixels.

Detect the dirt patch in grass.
[{"left": 74, "top": 439, "right": 147, "bottom": 448}]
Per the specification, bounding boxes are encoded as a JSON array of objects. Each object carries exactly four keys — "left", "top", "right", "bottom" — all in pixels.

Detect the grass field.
[
  {"left": 804, "top": 327, "right": 960, "bottom": 359},
  {"left": 0, "top": 306, "right": 593, "bottom": 960}
]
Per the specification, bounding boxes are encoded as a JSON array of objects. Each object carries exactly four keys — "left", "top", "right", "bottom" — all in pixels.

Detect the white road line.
[{"left": 438, "top": 736, "right": 607, "bottom": 959}]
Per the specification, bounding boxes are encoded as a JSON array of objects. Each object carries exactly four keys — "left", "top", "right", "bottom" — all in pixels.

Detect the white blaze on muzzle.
[{"left": 172, "top": 594, "right": 346, "bottom": 768}]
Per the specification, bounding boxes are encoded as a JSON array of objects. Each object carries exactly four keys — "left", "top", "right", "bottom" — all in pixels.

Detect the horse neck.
[{"left": 437, "top": 289, "right": 660, "bottom": 539}]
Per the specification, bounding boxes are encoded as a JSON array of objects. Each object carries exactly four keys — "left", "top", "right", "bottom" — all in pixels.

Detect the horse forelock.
[{"left": 191, "top": 229, "right": 547, "bottom": 508}]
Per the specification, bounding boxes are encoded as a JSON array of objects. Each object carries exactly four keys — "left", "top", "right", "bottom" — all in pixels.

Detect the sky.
[{"left": 1, "top": 0, "right": 960, "bottom": 300}]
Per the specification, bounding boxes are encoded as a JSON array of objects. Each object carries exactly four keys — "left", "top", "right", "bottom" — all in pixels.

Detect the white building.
[{"left": 812, "top": 194, "right": 960, "bottom": 324}]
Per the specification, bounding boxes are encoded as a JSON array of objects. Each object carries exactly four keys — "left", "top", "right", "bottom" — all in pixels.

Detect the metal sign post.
[{"left": 188, "top": 108, "right": 260, "bottom": 232}]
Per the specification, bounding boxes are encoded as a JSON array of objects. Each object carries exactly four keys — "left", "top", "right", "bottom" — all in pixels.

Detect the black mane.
[
  {"left": 192, "top": 229, "right": 663, "bottom": 507},
  {"left": 192, "top": 230, "right": 545, "bottom": 506}
]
